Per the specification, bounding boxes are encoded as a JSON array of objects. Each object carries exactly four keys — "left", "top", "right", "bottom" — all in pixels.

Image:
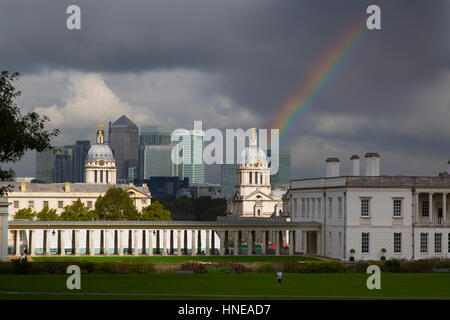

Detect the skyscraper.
[
  {"left": 141, "top": 145, "right": 178, "bottom": 179},
  {"left": 220, "top": 164, "right": 238, "bottom": 198},
  {"left": 267, "top": 148, "right": 291, "bottom": 189},
  {"left": 52, "top": 145, "right": 74, "bottom": 183},
  {"left": 172, "top": 129, "right": 205, "bottom": 184},
  {"left": 109, "top": 115, "right": 139, "bottom": 182},
  {"left": 138, "top": 124, "right": 171, "bottom": 179},
  {"left": 35, "top": 150, "right": 56, "bottom": 183},
  {"left": 72, "top": 140, "right": 91, "bottom": 182}
]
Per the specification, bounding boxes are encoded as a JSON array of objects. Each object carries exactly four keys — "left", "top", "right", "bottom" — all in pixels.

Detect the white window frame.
[
  {"left": 338, "top": 197, "right": 343, "bottom": 218},
  {"left": 317, "top": 198, "right": 321, "bottom": 218},
  {"left": 420, "top": 233, "right": 428, "bottom": 254},
  {"left": 361, "top": 232, "right": 370, "bottom": 254},
  {"left": 360, "top": 198, "right": 371, "bottom": 217},
  {"left": 394, "top": 233, "right": 402, "bottom": 254},
  {"left": 422, "top": 200, "right": 429, "bottom": 217},
  {"left": 393, "top": 198, "right": 403, "bottom": 218},
  {"left": 434, "top": 233, "right": 442, "bottom": 254},
  {"left": 328, "top": 198, "right": 332, "bottom": 218}
]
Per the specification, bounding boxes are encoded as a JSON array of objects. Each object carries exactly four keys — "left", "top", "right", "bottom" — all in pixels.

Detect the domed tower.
[
  {"left": 236, "top": 128, "right": 271, "bottom": 197},
  {"left": 85, "top": 125, "right": 117, "bottom": 184}
]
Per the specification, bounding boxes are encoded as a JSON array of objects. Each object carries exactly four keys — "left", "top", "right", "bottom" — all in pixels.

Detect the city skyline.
[{"left": 2, "top": 0, "right": 449, "bottom": 182}]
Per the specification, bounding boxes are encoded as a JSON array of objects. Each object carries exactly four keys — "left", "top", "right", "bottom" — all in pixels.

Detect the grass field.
[
  {"left": 1, "top": 273, "right": 449, "bottom": 300},
  {"left": 31, "top": 255, "right": 319, "bottom": 264}
]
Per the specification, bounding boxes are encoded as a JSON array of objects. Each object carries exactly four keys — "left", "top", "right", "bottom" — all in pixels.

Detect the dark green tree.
[
  {"left": 60, "top": 198, "right": 95, "bottom": 221},
  {"left": 142, "top": 200, "right": 172, "bottom": 221},
  {"left": 36, "top": 206, "right": 58, "bottom": 221},
  {"left": 94, "top": 187, "right": 140, "bottom": 220},
  {"left": 0, "top": 71, "right": 59, "bottom": 196},
  {"left": 14, "top": 208, "right": 36, "bottom": 220}
]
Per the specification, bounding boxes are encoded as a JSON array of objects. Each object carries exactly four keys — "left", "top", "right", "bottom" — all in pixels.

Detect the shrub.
[
  {"left": 299, "top": 261, "right": 344, "bottom": 273},
  {"left": 256, "top": 263, "right": 275, "bottom": 273},
  {"left": 180, "top": 262, "right": 245, "bottom": 274},
  {"left": 384, "top": 258, "right": 402, "bottom": 273}
]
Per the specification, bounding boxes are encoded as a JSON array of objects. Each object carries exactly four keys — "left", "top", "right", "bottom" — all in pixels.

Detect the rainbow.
[{"left": 270, "top": 18, "right": 368, "bottom": 143}]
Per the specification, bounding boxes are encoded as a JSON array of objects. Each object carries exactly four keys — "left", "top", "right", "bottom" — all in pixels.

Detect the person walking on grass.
[{"left": 276, "top": 268, "right": 283, "bottom": 286}]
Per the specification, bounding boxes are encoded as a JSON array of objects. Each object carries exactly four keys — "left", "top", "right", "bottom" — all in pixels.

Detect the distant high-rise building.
[
  {"left": 52, "top": 145, "right": 74, "bottom": 183},
  {"left": 267, "top": 149, "right": 291, "bottom": 189},
  {"left": 36, "top": 150, "right": 56, "bottom": 183},
  {"left": 109, "top": 115, "right": 139, "bottom": 182},
  {"left": 138, "top": 125, "right": 171, "bottom": 179},
  {"left": 139, "top": 125, "right": 171, "bottom": 145},
  {"left": 141, "top": 145, "right": 178, "bottom": 179},
  {"left": 72, "top": 140, "right": 91, "bottom": 182},
  {"left": 220, "top": 164, "right": 238, "bottom": 199},
  {"left": 172, "top": 129, "right": 205, "bottom": 184}
]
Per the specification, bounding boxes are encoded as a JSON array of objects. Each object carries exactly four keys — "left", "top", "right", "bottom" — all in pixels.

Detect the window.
[
  {"left": 338, "top": 197, "right": 343, "bottom": 218},
  {"left": 420, "top": 233, "right": 428, "bottom": 253},
  {"left": 328, "top": 198, "right": 332, "bottom": 218},
  {"left": 422, "top": 200, "right": 429, "bottom": 216},
  {"left": 58, "top": 201, "right": 64, "bottom": 209},
  {"left": 28, "top": 201, "right": 34, "bottom": 209},
  {"left": 301, "top": 199, "right": 305, "bottom": 217},
  {"left": 87, "top": 201, "right": 93, "bottom": 209},
  {"left": 106, "top": 171, "right": 109, "bottom": 183},
  {"left": 94, "top": 170, "right": 98, "bottom": 183},
  {"left": 311, "top": 199, "right": 315, "bottom": 218},
  {"left": 361, "top": 233, "right": 370, "bottom": 253},
  {"left": 448, "top": 234, "right": 450, "bottom": 253},
  {"left": 13, "top": 201, "right": 19, "bottom": 209},
  {"left": 338, "top": 232, "right": 342, "bottom": 253},
  {"left": 43, "top": 201, "right": 49, "bottom": 208},
  {"left": 393, "top": 199, "right": 402, "bottom": 217},
  {"left": 260, "top": 173, "right": 262, "bottom": 184},
  {"left": 317, "top": 199, "right": 321, "bottom": 218},
  {"left": 72, "top": 201, "right": 77, "bottom": 205},
  {"left": 328, "top": 232, "right": 332, "bottom": 252},
  {"left": 249, "top": 172, "right": 252, "bottom": 184},
  {"left": 434, "top": 233, "right": 442, "bottom": 254},
  {"left": 306, "top": 199, "right": 310, "bottom": 218},
  {"left": 394, "top": 233, "right": 402, "bottom": 253},
  {"left": 100, "top": 170, "right": 103, "bottom": 183},
  {"left": 293, "top": 198, "right": 297, "bottom": 217},
  {"left": 361, "top": 199, "right": 370, "bottom": 217}
]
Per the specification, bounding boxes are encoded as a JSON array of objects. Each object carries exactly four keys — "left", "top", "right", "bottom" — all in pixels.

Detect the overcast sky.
[{"left": 1, "top": 0, "right": 449, "bottom": 182}]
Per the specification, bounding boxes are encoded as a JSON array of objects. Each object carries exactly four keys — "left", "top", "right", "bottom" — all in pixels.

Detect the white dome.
[{"left": 86, "top": 144, "right": 115, "bottom": 162}]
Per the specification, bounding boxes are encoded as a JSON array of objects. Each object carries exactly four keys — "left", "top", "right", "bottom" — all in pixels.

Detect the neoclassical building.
[
  {"left": 226, "top": 130, "right": 284, "bottom": 218},
  {"left": 85, "top": 125, "right": 117, "bottom": 184}
]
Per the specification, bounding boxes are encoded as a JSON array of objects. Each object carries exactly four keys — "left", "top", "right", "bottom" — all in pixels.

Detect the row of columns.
[{"left": 13, "top": 229, "right": 304, "bottom": 256}]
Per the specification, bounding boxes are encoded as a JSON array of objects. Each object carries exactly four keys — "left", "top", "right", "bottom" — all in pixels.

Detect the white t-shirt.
[{"left": 277, "top": 271, "right": 282, "bottom": 279}]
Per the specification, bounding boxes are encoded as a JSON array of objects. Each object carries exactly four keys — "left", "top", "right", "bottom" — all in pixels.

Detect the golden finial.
[{"left": 97, "top": 124, "right": 104, "bottom": 136}]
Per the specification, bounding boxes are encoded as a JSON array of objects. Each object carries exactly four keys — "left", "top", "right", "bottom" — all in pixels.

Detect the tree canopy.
[
  {"left": 156, "top": 196, "right": 226, "bottom": 221},
  {"left": 0, "top": 71, "right": 59, "bottom": 196},
  {"left": 36, "top": 206, "right": 58, "bottom": 221},
  {"left": 14, "top": 208, "right": 36, "bottom": 220},
  {"left": 141, "top": 200, "right": 172, "bottom": 221},
  {"left": 60, "top": 198, "right": 95, "bottom": 221},
  {"left": 94, "top": 187, "right": 141, "bottom": 221}
]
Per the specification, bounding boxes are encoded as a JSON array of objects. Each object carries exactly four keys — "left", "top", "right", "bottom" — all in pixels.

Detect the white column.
[
  {"left": 0, "top": 201, "right": 10, "bottom": 262},
  {"left": 45, "top": 229, "right": 51, "bottom": 256},
  {"left": 191, "top": 230, "right": 196, "bottom": 256},
  {"left": 261, "top": 231, "right": 266, "bottom": 255},
  {"left": 74, "top": 230, "right": 80, "bottom": 256},
  {"left": 219, "top": 231, "right": 225, "bottom": 255},
  {"left": 89, "top": 230, "right": 94, "bottom": 256},
  {"left": 118, "top": 230, "right": 123, "bottom": 256},
  {"left": 443, "top": 192, "right": 447, "bottom": 224},
  {"left": 177, "top": 230, "right": 182, "bottom": 256},
  {"left": 148, "top": 230, "right": 153, "bottom": 256},
  {"left": 134, "top": 230, "right": 139, "bottom": 256},
  {"left": 206, "top": 230, "right": 210, "bottom": 256},
  {"left": 15, "top": 230, "right": 21, "bottom": 256},
  {"left": 29, "top": 230, "right": 35, "bottom": 257},
  {"left": 429, "top": 192, "right": 433, "bottom": 223},
  {"left": 289, "top": 231, "right": 294, "bottom": 255},
  {"left": 162, "top": 230, "right": 167, "bottom": 256},
  {"left": 233, "top": 230, "right": 238, "bottom": 256},
  {"left": 104, "top": 230, "right": 109, "bottom": 256},
  {"left": 60, "top": 230, "right": 65, "bottom": 256},
  {"left": 248, "top": 231, "right": 253, "bottom": 256}
]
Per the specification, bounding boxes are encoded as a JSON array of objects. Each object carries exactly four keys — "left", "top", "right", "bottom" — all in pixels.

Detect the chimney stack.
[
  {"left": 64, "top": 182, "right": 70, "bottom": 193},
  {"left": 326, "top": 158, "right": 340, "bottom": 177},
  {"left": 365, "top": 153, "right": 380, "bottom": 176},
  {"left": 20, "top": 182, "right": 26, "bottom": 192},
  {"left": 350, "top": 155, "right": 360, "bottom": 176}
]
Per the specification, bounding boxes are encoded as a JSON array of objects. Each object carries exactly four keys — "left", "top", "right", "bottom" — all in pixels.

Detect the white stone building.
[
  {"left": 288, "top": 153, "right": 450, "bottom": 261},
  {"left": 226, "top": 129, "right": 284, "bottom": 218}
]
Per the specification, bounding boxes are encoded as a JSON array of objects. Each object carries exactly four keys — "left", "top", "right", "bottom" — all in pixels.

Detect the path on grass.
[{"left": 1, "top": 291, "right": 449, "bottom": 299}]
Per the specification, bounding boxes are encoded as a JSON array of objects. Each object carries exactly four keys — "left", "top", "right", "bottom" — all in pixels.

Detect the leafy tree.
[
  {"left": 0, "top": 71, "right": 59, "bottom": 196},
  {"left": 14, "top": 208, "right": 36, "bottom": 220},
  {"left": 142, "top": 200, "right": 172, "bottom": 221},
  {"left": 60, "top": 198, "right": 95, "bottom": 221},
  {"left": 155, "top": 196, "right": 226, "bottom": 221},
  {"left": 36, "top": 206, "right": 58, "bottom": 221},
  {"left": 94, "top": 187, "right": 140, "bottom": 221}
]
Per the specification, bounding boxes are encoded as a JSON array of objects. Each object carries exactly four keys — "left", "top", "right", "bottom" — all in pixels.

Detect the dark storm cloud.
[{"left": 1, "top": 0, "right": 449, "bottom": 178}]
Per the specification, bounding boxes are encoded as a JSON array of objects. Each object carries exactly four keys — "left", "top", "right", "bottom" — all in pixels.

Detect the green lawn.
[
  {"left": 31, "top": 255, "right": 318, "bottom": 264},
  {"left": 0, "top": 273, "right": 449, "bottom": 300}
]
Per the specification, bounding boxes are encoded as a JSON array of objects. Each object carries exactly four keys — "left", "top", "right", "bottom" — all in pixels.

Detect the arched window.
[
  {"left": 249, "top": 171, "right": 252, "bottom": 184},
  {"left": 106, "top": 171, "right": 109, "bottom": 184},
  {"left": 94, "top": 170, "right": 97, "bottom": 183},
  {"left": 100, "top": 170, "right": 103, "bottom": 183}
]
